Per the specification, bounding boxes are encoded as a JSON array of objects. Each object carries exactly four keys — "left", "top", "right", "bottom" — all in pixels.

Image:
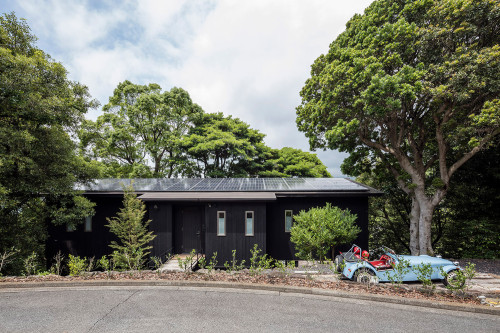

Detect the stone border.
[{"left": 0, "top": 279, "right": 498, "bottom": 316}]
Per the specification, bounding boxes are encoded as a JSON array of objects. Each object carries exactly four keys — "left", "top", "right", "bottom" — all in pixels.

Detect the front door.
[{"left": 175, "top": 206, "right": 202, "bottom": 253}]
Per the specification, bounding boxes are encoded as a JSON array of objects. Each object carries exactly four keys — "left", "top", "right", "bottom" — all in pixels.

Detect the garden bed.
[{"left": 0, "top": 270, "right": 481, "bottom": 305}]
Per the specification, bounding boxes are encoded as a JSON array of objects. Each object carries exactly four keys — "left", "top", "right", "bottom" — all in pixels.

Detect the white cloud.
[{"left": 3, "top": 0, "right": 373, "bottom": 176}]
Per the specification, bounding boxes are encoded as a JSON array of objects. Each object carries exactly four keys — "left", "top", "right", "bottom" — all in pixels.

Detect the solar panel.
[{"left": 82, "top": 177, "right": 370, "bottom": 192}]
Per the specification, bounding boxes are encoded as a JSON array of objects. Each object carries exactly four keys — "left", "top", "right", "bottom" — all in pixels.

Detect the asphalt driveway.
[{"left": 0, "top": 286, "right": 498, "bottom": 333}]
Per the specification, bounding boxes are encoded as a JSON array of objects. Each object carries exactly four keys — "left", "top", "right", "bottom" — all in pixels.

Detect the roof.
[
  {"left": 138, "top": 192, "right": 277, "bottom": 201},
  {"left": 79, "top": 178, "right": 382, "bottom": 197}
]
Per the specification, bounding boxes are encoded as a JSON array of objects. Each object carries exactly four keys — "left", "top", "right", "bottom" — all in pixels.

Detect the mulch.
[{"left": 0, "top": 270, "right": 481, "bottom": 305}]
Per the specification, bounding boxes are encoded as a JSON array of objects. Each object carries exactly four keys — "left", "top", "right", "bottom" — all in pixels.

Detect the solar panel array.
[{"left": 79, "top": 178, "right": 369, "bottom": 192}]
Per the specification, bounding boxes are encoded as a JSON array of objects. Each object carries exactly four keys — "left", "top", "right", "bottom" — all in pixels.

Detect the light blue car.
[{"left": 341, "top": 246, "right": 463, "bottom": 286}]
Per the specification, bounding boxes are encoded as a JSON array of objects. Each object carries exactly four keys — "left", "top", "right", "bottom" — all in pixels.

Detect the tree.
[
  {"left": 259, "top": 147, "right": 332, "bottom": 178},
  {"left": 79, "top": 80, "right": 204, "bottom": 178},
  {"left": 296, "top": 0, "right": 500, "bottom": 255},
  {"left": 0, "top": 13, "right": 98, "bottom": 273},
  {"left": 106, "top": 185, "right": 156, "bottom": 270},
  {"left": 182, "top": 112, "right": 271, "bottom": 177},
  {"left": 290, "top": 203, "right": 360, "bottom": 262}
]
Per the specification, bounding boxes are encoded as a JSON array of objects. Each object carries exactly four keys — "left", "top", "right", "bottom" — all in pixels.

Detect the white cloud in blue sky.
[{"left": 1, "top": 0, "right": 374, "bottom": 176}]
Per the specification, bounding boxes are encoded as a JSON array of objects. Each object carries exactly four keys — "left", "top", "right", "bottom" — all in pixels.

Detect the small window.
[
  {"left": 66, "top": 224, "right": 75, "bottom": 232},
  {"left": 245, "top": 211, "right": 254, "bottom": 236},
  {"left": 217, "top": 211, "right": 226, "bottom": 236},
  {"left": 285, "top": 210, "right": 293, "bottom": 232},
  {"left": 84, "top": 216, "right": 92, "bottom": 232}
]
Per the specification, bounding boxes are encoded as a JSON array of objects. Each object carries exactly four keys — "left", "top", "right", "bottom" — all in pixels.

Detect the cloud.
[{"left": 2, "top": 0, "right": 373, "bottom": 176}]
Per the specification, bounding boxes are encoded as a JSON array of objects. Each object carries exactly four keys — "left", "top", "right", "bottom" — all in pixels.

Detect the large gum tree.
[{"left": 296, "top": 0, "right": 500, "bottom": 255}]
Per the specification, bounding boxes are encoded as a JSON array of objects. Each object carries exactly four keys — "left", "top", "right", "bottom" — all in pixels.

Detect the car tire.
[
  {"left": 355, "top": 267, "right": 377, "bottom": 284},
  {"left": 334, "top": 255, "right": 344, "bottom": 272},
  {"left": 443, "top": 270, "right": 465, "bottom": 288}
]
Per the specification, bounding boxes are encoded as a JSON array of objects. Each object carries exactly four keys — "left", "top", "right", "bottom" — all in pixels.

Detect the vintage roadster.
[{"left": 336, "top": 245, "right": 463, "bottom": 286}]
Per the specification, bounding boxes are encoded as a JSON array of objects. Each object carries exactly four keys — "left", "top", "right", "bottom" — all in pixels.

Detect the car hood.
[{"left": 397, "top": 255, "right": 455, "bottom": 266}]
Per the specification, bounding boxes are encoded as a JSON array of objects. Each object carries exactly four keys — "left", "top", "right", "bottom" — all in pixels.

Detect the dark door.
[{"left": 175, "top": 206, "right": 202, "bottom": 253}]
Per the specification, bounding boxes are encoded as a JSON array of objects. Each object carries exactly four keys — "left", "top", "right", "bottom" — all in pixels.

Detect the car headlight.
[{"left": 453, "top": 261, "right": 459, "bottom": 266}]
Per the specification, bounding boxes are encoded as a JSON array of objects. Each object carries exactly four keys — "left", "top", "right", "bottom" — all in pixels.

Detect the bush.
[
  {"left": 68, "top": 254, "right": 87, "bottom": 276},
  {"left": 290, "top": 203, "right": 360, "bottom": 262}
]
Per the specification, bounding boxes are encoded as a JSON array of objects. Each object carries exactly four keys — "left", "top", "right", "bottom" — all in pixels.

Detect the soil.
[{"left": 0, "top": 270, "right": 481, "bottom": 305}]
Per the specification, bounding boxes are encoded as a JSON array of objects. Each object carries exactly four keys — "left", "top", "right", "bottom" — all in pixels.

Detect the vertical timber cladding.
[
  {"left": 148, "top": 202, "right": 173, "bottom": 260},
  {"left": 266, "top": 196, "right": 369, "bottom": 261},
  {"left": 205, "top": 201, "right": 266, "bottom": 265},
  {"left": 46, "top": 195, "right": 123, "bottom": 261}
]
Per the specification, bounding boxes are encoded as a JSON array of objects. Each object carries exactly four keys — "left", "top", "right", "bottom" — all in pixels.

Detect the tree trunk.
[
  {"left": 413, "top": 189, "right": 436, "bottom": 256},
  {"left": 418, "top": 201, "right": 435, "bottom": 256},
  {"left": 409, "top": 198, "right": 420, "bottom": 255}
]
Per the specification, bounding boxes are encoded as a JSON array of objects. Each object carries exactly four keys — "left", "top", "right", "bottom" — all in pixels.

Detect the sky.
[{"left": 1, "top": 0, "right": 374, "bottom": 177}]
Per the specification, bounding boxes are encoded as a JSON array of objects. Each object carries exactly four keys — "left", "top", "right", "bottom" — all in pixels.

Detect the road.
[{"left": 0, "top": 286, "right": 498, "bottom": 332}]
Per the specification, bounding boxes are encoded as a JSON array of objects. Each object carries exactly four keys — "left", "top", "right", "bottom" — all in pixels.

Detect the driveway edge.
[{"left": 0, "top": 280, "right": 498, "bottom": 316}]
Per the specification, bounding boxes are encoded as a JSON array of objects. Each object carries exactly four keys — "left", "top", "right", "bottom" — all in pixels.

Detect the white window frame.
[
  {"left": 245, "top": 211, "right": 254, "bottom": 236},
  {"left": 285, "top": 210, "right": 293, "bottom": 233},
  {"left": 217, "top": 211, "right": 226, "bottom": 236},
  {"left": 84, "top": 216, "right": 92, "bottom": 232}
]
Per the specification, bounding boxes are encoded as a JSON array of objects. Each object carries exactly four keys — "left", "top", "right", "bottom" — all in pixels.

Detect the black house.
[{"left": 47, "top": 178, "right": 381, "bottom": 264}]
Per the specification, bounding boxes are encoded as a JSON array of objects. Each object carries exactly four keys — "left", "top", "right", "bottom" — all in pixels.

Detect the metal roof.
[
  {"left": 138, "top": 192, "right": 277, "bottom": 201},
  {"left": 79, "top": 178, "right": 380, "bottom": 194}
]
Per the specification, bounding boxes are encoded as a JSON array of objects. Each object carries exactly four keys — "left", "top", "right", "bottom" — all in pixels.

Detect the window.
[
  {"left": 285, "top": 210, "right": 293, "bottom": 232},
  {"left": 84, "top": 216, "right": 92, "bottom": 232},
  {"left": 66, "top": 224, "right": 75, "bottom": 232},
  {"left": 245, "top": 211, "right": 254, "bottom": 236},
  {"left": 217, "top": 211, "right": 226, "bottom": 236}
]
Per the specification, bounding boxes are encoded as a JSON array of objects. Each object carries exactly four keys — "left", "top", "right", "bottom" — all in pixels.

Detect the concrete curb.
[{"left": 0, "top": 280, "right": 498, "bottom": 316}]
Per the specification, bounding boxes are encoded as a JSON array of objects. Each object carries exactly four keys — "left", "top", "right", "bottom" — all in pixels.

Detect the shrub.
[
  {"left": 290, "top": 203, "right": 360, "bottom": 262},
  {"left": 68, "top": 254, "right": 87, "bottom": 276}
]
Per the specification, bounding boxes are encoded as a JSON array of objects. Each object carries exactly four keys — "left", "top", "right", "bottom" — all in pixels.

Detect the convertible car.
[{"left": 336, "top": 245, "right": 463, "bottom": 286}]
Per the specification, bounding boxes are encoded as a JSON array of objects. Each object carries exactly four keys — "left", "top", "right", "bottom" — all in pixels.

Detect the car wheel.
[
  {"left": 334, "top": 255, "right": 344, "bottom": 272},
  {"left": 355, "top": 267, "right": 377, "bottom": 284},
  {"left": 443, "top": 270, "right": 465, "bottom": 288}
]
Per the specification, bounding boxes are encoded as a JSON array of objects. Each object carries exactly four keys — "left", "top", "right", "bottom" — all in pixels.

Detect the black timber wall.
[
  {"left": 266, "top": 196, "right": 369, "bottom": 261},
  {"left": 204, "top": 201, "right": 266, "bottom": 265},
  {"left": 46, "top": 195, "right": 123, "bottom": 261},
  {"left": 148, "top": 202, "right": 173, "bottom": 260}
]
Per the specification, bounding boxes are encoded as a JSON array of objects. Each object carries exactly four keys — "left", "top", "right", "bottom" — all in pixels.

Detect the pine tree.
[{"left": 106, "top": 184, "right": 156, "bottom": 270}]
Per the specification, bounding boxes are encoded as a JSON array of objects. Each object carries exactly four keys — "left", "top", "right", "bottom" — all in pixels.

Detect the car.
[{"left": 338, "top": 245, "right": 463, "bottom": 286}]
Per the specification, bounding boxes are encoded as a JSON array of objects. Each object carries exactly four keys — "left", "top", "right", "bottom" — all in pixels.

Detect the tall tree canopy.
[
  {"left": 182, "top": 112, "right": 270, "bottom": 177},
  {"left": 79, "top": 80, "right": 204, "bottom": 178},
  {"left": 296, "top": 0, "right": 500, "bottom": 255},
  {"left": 259, "top": 147, "right": 332, "bottom": 178},
  {"left": 0, "top": 13, "right": 98, "bottom": 271}
]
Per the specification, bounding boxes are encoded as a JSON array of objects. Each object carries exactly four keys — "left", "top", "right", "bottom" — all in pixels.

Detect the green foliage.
[
  {"left": 198, "top": 256, "right": 206, "bottom": 269},
  {"left": 0, "top": 13, "right": 98, "bottom": 274},
  {"left": 23, "top": 252, "right": 39, "bottom": 276},
  {"left": 249, "top": 244, "right": 262, "bottom": 275},
  {"left": 97, "top": 255, "right": 110, "bottom": 272},
  {"left": 206, "top": 252, "right": 218, "bottom": 274},
  {"left": 440, "top": 263, "right": 476, "bottom": 294},
  {"left": 415, "top": 263, "right": 435, "bottom": 290},
  {"left": 182, "top": 112, "right": 270, "bottom": 177},
  {"left": 296, "top": 0, "right": 500, "bottom": 255},
  {"left": 50, "top": 251, "right": 65, "bottom": 276},
  {"left": 386, "top": 257, "right": 411, "bottom": 287},
  {"left": 178, "top": 249, "right": 197, "bottom": 273},
  {"left": 290, "top": 203, "right": 360, "bottom": 262},
  {"left": 259, "top": 147, "right": 331, "bottom": 178},
  {"left": 106, "top": 185, "right": 157, "bottom": 270},
  {"left": 68, "top": 254, "right": 87, "bottom": 276},
  {"left": 224, "top": 250, "right": 245, "bottom": 273},
  {"left": 0, "top": 247, "right": 18, "bottom": 275},
  {"left": 79, "top": 80, "right": 204, "bottom": 178}
]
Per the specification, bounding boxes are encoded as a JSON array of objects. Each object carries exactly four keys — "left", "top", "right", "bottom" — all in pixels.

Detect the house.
[{"left": 47, "top": 178, "right": 381, "bottom": 265}]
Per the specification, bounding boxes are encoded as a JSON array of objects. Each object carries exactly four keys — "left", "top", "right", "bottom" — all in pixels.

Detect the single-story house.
[{"left": 47, "top": 178, "right": 381, "bottom": 265}]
